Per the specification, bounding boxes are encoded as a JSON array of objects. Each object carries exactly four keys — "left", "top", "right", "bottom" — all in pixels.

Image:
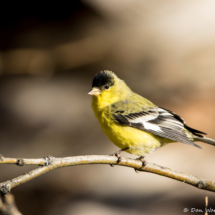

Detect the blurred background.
[{"left": 0, "top": 0, "right": 215, "bottom": 214}]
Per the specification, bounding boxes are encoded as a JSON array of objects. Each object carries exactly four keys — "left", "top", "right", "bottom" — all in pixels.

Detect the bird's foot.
[
  {"left": 134, "top": 156, "right": 147, "bottom": 173},
  {"left": 109, "top": 147, "right": 129, "bottom": 167},
  {"left": 137, "top": 156, "right": 147, "bottom": 167},
  {"left": 109, "top": 150, "right": 122, "bottom": 167}
]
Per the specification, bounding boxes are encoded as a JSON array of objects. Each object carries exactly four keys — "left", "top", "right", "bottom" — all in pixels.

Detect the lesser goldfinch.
[{"left": 88, "top": 70, "right": 215, "bottom": 162}]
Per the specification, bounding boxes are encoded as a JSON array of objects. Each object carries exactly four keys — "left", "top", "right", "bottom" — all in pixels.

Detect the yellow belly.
[{"left": 98, "top": 112, "right": 172, "bottom": 156}]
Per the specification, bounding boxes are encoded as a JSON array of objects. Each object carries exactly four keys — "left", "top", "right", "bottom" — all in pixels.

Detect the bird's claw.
[
  {"left": 136, "top": 156, "right": 147, "bottom": 167},
  {"left": 109, "top": 150, "right": 123, "bottom": 167},
  {"left": 134, "top": 156, "right": 147, "bottom": 173},
  {"left": 134, "top": 168, "right": 140, "bottom": 173},
  {"left": 109, "top": 147, "right": 130, "bottom": 167},
  {"left": 114, "top": 151, "right": 122, "bottom": 163}
]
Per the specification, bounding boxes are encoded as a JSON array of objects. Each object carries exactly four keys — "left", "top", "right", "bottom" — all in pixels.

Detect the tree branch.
[{"left": 0, "top": 154, "right": 215, "bottom": 194}]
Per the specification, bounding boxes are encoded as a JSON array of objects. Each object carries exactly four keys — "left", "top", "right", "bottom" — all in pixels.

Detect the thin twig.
[{"left": 0, "top": 155, "right": 215, "bottom": 194}]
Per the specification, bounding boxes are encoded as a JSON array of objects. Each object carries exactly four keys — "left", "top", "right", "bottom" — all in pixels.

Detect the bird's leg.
[
  {"left": 110, "top": 147, "right": 130, "bottom": 167},
  {"left": 134, "top": 156, "right": 147, "bottom": 173}
]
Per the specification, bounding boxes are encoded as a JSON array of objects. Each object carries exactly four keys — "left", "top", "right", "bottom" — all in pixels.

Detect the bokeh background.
[{"left": 1, "top": 0, "right": 215, "bottom": 214}]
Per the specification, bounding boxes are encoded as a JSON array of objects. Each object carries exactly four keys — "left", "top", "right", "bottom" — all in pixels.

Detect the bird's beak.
[{"left": 88, "top": 88, "right": 101, "bottom": 96}]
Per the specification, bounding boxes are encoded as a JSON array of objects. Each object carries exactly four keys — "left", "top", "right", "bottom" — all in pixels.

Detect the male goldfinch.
[{"left": 88, "top": 70, "right": 215, "bottom": 162}]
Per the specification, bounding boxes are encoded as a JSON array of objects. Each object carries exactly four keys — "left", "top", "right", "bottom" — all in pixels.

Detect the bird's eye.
[{"left": 104, "top": 85, "right": 110, "bottom": 90}]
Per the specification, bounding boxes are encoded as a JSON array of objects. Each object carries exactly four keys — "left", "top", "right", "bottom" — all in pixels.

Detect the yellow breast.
[{"left": 98, "top": 109, "right": 170, "bottom": 156}]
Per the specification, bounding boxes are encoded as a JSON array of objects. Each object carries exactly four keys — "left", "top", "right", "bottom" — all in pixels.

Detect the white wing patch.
[{"left": 142, "top": 122, "right": 162, "bottom": 132}]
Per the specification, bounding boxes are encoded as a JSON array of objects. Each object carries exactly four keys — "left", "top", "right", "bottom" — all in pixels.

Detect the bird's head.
[{"left": 88, "top": 71, "right": 130, "bottom": 106}]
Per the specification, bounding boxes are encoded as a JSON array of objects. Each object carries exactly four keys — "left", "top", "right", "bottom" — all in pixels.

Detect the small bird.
[{"left": 88, "top": 70, "right": 215, "bottom": 163}]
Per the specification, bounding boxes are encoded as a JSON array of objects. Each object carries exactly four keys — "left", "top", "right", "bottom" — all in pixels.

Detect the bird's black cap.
[{"left": 92, "top": 71, "right": 115, "bottom": 88}]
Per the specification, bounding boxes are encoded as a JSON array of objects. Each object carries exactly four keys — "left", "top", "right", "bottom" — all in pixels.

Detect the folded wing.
[{"left": 112, "top": 103, "right": 202, "bottom": 149}]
